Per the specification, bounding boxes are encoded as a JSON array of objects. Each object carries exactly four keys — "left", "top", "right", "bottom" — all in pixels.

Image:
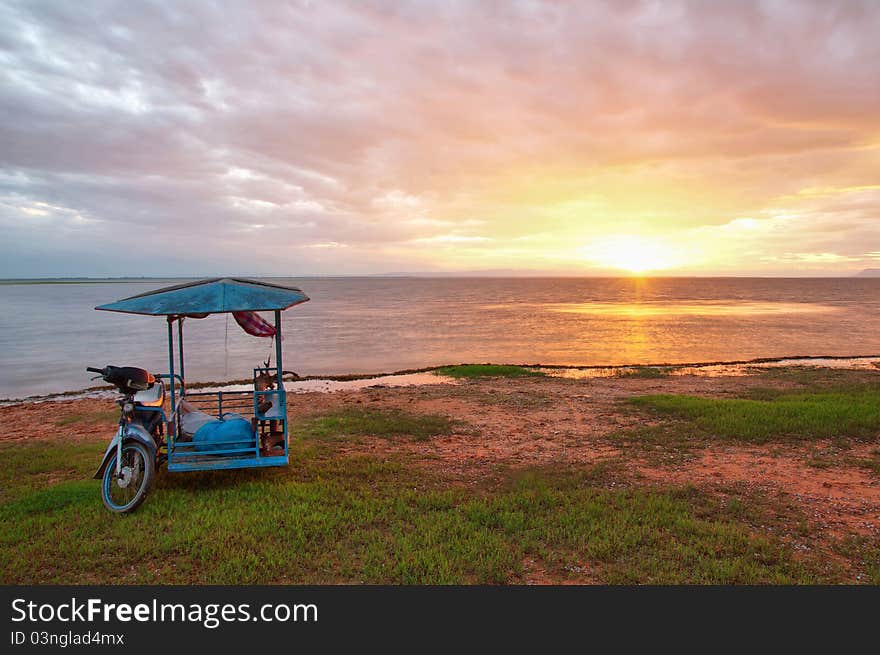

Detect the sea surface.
[{"left": 1, "top": 277, "right": 878, "bottom": 398}]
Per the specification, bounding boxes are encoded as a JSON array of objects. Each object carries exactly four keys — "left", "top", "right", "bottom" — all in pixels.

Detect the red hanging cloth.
[{"left": 232, "top": 311, "right": 276, "bottom": 338}]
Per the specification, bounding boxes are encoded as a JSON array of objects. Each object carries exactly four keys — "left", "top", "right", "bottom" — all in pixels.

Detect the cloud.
[{"left": 0, "top": 0, "right": 878, "bottom": 276}]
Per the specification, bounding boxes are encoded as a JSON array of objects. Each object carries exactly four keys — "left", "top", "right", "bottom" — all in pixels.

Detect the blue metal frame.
[
  {"left": 166, "top": 455, "right": 288, "bottom": 473},
  {"left": 95, "top": 278, "right": 308, "bottom": 474},
  {"left": 163, "top": 315, "right": 292, "bottom": 473}
]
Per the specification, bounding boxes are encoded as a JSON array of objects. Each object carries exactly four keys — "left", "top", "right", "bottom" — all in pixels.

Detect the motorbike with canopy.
[{"left": 87, "top": 278, "right": 309, "bottom": 512}]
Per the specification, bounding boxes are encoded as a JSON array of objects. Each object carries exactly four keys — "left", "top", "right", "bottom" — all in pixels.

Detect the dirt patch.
[
  {"left": 304, "top": 375, "right": 880, "bottom": 545},
  {"left": 520, "top": 557, "right": 600, "bottom": 585},
  {"left": 635, "top": 446, "right": 880, "bottom": 539},
  {"left": 0, "top": 398, "right": 119, "bottom": 444}
]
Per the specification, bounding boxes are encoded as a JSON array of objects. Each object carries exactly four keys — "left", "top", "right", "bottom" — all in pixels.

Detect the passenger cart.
[{"left": 88, "top": 278, "right": 309, "bottom": 513}]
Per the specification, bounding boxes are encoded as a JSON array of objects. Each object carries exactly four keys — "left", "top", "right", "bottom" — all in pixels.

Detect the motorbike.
[{"left": 87, "top": 365, "right": 166, "bottom": 513}]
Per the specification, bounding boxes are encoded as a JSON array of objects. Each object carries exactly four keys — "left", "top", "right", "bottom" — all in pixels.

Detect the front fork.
[
  {"left": 115, "top": 403, "right": 134, "bottom": 477},
  {"left": 115, "top": 423, "right": 124, "bottom": 477}
]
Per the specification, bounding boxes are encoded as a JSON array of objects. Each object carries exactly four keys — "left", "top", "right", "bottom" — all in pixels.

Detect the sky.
[{"left": 1, "top": 0, "right": 878, "bottom": 278}]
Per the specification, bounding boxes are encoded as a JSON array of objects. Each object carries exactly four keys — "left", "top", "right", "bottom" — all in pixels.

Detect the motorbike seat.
[{"left": 134, "top": 379, "right": 165, "bottom": 407}]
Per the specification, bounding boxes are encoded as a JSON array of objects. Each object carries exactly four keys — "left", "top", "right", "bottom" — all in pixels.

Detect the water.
[{"left": 1, "top": 277, "right": 878, "bottom": 398}]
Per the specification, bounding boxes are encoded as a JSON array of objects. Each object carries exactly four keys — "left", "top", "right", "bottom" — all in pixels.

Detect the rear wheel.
[{"left": 101, "top": 442, "right": 155, "bottom": 513}]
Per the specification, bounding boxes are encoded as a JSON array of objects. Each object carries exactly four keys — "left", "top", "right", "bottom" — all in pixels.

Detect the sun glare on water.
[{"left": 581, "top": 235, "right": 683, "bottom": 274}]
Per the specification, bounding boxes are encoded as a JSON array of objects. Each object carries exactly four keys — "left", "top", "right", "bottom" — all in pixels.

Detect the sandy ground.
[{"left": 3, "top": 372, "right": 879, "bottom": 549}]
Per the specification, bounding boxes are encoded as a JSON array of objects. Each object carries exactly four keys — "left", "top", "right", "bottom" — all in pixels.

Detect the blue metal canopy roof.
[{"left": 95, "top": 278, "right": 309, "bottom": 316}]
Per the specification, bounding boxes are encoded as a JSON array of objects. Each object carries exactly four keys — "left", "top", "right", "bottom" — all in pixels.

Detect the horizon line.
[{"left": 2, "top": 272, "right": 879, "bottom": 282}]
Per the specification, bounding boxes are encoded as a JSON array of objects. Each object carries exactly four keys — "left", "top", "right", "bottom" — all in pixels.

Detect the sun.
[{"left": 580, "top": 235, "right": 682, "bottom": 274}]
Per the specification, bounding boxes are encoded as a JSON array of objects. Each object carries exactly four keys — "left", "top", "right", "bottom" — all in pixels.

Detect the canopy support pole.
[
  {"left": 167, "top": 317, "right": 176, "bottom": 442},
  {"left": 177, "top": 317, "right": 185, "bottom": 382},
  {"left": 274, "top": 310, "right": 283, "bottom": 389},
  {"left": 274, "top": 310, "right": 286, "bottom": 456}
]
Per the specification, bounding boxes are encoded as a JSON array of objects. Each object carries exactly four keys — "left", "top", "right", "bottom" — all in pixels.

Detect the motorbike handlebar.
[{"left": 86, "top": 366, "right": 105, "bottom": 374}]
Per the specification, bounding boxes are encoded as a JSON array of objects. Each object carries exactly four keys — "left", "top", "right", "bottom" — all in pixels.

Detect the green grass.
[
  {"left": 615, "top": 366, "right": 673, "bottom": 379},
  {"left": 55, "top": 409, "right": 119, "bottom": 426},
  {"left": 630, "top": 387, "right": 880, "bottom": 444},
  {"left": 836, "top": 536, "right": 880, "bottom": 584},
  {"left": 297, "top": 408, "right": 457, "bottom": 442},
  {"left": 0, "top": 437, "right": 851, "bottom": 584},
  {"left": 607, "top": 425, "right": 706, "bottom": 464},
  {"left": 0, "top": 440, "right": 106, "bottom": 502},
  {"left": 854, "top": 457, "right": 880, "bottom": 475},
  {"left": 434, "top": 364, "right": 545, "bottom": 379}
]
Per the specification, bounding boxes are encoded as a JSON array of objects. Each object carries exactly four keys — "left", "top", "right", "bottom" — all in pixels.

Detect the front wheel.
[{"left": 102, "top": 442, "right": 155, "bottom": 513}]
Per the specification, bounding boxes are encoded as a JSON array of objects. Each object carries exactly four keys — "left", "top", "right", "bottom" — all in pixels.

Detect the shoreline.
[{"left": 3, "top": 353, "right": 878, "bottom": 405}]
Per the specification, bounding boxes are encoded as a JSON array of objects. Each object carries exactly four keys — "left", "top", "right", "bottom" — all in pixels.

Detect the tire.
[{"left": 101, "top": 441, "right": 155, "bottom": 513}]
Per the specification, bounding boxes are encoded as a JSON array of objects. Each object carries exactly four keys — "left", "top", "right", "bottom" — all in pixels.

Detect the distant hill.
[
  {"left": 373, "top": 269, "right": 592, "bottom": 278},
  {"left": 855, "top": 269, "right": 880, "bottom": 278},
  {"left": 372, "top": 267, "right": 647, "bottom": 277}
]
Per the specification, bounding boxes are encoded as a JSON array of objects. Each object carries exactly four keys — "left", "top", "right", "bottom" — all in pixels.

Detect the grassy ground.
[
  {"left": 2, "top": 370, "right": 878, "bottom": 585},
  {"left": 629, "top": 384, "right": 880, "bottom": 445},
  {"left": 610, "top": 375, "right": 880, "bottom": 473},
  {"left": 435, "top": 364, "right": 545, "bottom": 378},
  {"left": 0, "top": 437, "right": 835, "bottom": 584},
  {"left": 297, "top": 408, "right": 458, "bottom": 442},
  {"left": 615, "top": 366, "right": 674, "bottom": 379},
  {"left": 55, "top": 409, "right": 120, "bottom": 427}
]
